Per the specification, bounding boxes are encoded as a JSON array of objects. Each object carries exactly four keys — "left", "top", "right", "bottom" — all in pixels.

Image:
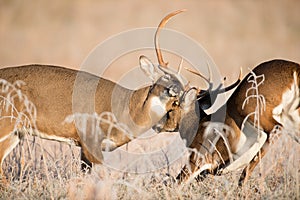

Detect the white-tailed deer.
[
  {"left": 160, "top": 59, "right": 300, "bottom": 186},
  {"left": 0, "top": 10, "right": 187, "bottom": 179}
]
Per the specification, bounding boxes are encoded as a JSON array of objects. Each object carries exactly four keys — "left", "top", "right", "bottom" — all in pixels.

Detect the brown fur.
[
  {"left": 163, "top": 59, "right": 300, "bottom": 185},
  {"left": 0, "top": 63, "right": 184, "bottom": 180}
]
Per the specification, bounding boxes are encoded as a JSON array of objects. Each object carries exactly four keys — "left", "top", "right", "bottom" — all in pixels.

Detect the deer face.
[
  {"left": 153, "top": 88, "right": 198, "bottom": 134},
  {"left": 154, "top": 73, "right": 241, "bottom": 146},
  {"left": 139, "top": 56, "right": 185, "bottom": 121}
]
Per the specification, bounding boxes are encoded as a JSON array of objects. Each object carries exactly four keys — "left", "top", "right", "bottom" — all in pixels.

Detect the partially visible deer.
[
  {"left": 0, "top": 10, "right": 187, "bottom": 180},
  {"left": 160, "top": 59, "right": 300, "bottom": 186}
]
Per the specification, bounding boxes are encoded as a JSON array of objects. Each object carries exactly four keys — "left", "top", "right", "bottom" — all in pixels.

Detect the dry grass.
[
  {"left": 0, "top": 1, "right": 300, "bottom": 199},
  {"left": 2, "top": 66, "right": 299, "bottom": 200},
  {"left": 0, "top": 126, "right": 299, "bottom": 199}
]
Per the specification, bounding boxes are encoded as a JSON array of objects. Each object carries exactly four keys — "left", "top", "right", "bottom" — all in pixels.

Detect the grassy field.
[
  {"left": 1, "top": 0, "right": 300, "bottom": 199},
  {"left": 1, "top": 132, "right": 299, "bottom": 199}
]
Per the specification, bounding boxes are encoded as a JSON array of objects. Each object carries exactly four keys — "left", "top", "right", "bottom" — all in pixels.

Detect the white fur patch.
[
  {"left": 0, "top": 132, "right": 12, "bottom": 143},
  {"left": 234, "top": 130, "right": 247, "bottom": 154},
  {"left": 223, "top": 130, "right": 267, "bottom": 173},
  {"left": 272, "top": 104, "right": 283, "bottom": 124},
  {"left": 101, "top": 139, "right": 117, "bottom": 151},
  {"left": 1, "top": 133, "right": 20, "bottom": 166},
  {"left": 198, "top": 163, "right": 213, "bottom": 173},
  {"left": 272, "top": 72, "right": 300, "bottom": 129},
  {"left": 234, "top": 121, "right": 261, "bottom": 157},
  {"left": 186, "top": 163, "right": 213, "bottom": 185},
  {"left": 150, "top": 96, "right": 166, "bottom": 118},
  {"left": 30, "top": 129, "right": 76, "bottom": 146}
]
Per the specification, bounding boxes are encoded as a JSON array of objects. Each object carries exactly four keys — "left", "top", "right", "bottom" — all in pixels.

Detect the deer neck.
[
  {"left": 128, "top": 86, "right": 155, "bottom": 128},
  {"left": 109, "top": 85, "right": 161, "bottom": 136}
]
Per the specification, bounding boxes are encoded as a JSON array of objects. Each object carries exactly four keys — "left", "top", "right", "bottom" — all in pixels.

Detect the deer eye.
[
  {"left": 162, "top": 74, "right": 171, "bottom": 82},
  {"left": 172, "top": 100, "right": 179, "bottom": 107}
]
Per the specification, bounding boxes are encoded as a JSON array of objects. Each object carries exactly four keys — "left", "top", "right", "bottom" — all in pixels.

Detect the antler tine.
[
  {"left": 187, "top": 65, "right": 242, "bottom": 102},
  {"left": 206, "top": 61, "right": 212, "bottom": 83},
  {"left": 184, "top": 67, "right": 210, "bottom": 85},
  {"left": 177, "top": 57, "right": 184, "bottom": 74},
  {"left": 184, "top": 81, "right": 190, "bottom": 90},
  {"left": 184, "top": 66, "right": 211, "bottom": 97},
  {"left": 223, "top": 68, "right": 242, "bottom": 92},
  {"left": 197, "top": 89, "right": 207, "bottom": 99},
  {"left": 155, "top": 9, "right": 186, "bottom": 68},
  {"left": 239, "top": 68, "right": 243, "bottom": 80},
  {"left": 205, "top": 61, "right": 216, "bottom": 92}
]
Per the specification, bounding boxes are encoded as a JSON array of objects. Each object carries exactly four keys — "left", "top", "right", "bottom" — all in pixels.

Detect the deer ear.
[
  {"left": 139, "top": 55, "right": 163, "bottom": 81},
  {"left": 181, "top": 88, "right": 197, "bottom": 111}
]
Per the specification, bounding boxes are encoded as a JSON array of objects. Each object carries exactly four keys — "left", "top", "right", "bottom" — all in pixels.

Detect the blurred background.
[
  {"left": 0, "top": 0, "right": 299, "bottom": 84},
  {"left": 1, "top": 2, "right": 300, "bottom": 193}
]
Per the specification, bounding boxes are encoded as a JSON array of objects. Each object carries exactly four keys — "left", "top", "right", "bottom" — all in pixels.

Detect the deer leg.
[
  {"left": 80, "top": 149, "right": 92, "bottom": 173},
  {"left": 176, "top": 152, "right": 199, "bottom": 183},
  {"left": 238, "top": 125, "right": 284, "bottom": 186},
  {"left": 177, "top": 125, "right": 209, "bottom": 182},
  {"left": 238, "top": 143, "right": 268, "bottom": 186},
  {"left": 177, "top": 149, "right": 224, "bottom": 184},
  {"left": 0, "top": 128, "right": 21, "bottom": 183},
  {"left": 176, "top": 165, "right": 190, "bottom": 183}
]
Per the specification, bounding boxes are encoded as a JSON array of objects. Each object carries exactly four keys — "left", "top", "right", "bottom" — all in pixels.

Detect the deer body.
[
  {"left": 0, "top": 59, "right": 185, "bottom": 177},
  {"left": 228, "top": 59, "right": 300, "bottom": 133},
  {"left": 227, "top": 59, "right": 300, "bottom": 184},
  {"left": 163, "top": 59, "right": 300, "bottom": 185},
  {"left": 0, "top": 10, "right": 189, "bottom": 180}
]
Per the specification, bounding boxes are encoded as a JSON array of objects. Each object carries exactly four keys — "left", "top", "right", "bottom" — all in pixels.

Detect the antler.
[
  {"left": 184, "top": 61, "right": 213, "bottom": 89},
  {"left": 177, "top": 57, "right": 184, "bottom": 74},
  {"left": 185, "top": 66, "right": 242, "bottom": 104},
  {"left": 184, "top": 67, "right": 210, "bottom": 86},
  {"left": 222, "top": 68, "right": 242, "bottom": 92},
  {"left": 155, "top": 9, "right": 186, "bottom": 68}
]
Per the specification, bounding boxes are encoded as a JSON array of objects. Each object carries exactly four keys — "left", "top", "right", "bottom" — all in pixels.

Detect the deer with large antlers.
[
  {"left": 0, "top": 10, "right": 188, "bottom": 180},
  {"left": 160, "top": 59, "right": 300, "bottom": 186}
]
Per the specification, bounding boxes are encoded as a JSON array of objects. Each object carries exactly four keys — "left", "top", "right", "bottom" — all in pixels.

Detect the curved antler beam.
[{"left": 155, "top": 9, "right": 186, "bottom": 68}]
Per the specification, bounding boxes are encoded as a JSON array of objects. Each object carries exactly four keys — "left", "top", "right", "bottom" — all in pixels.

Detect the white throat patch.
[{"left": 149, "top": 96, "right": 167, "bottom": 119}]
